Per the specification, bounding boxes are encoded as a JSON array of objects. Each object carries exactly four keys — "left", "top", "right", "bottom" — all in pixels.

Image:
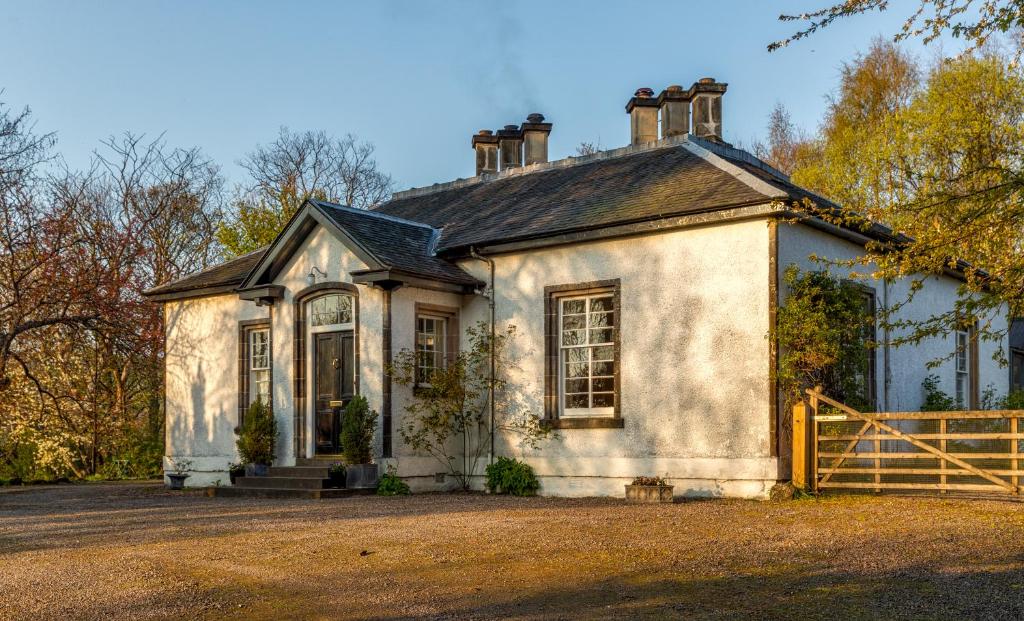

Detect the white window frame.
[
  {"left": 248, "top": 328, "right": 271, "bottom": 406},
  {"left": 955, "top": 329, "right": 971, "bottom": 408},
  {"left": 416, "top": 314, "right": 448, "bottom": 385},
  {"left": 558, "top": 293, "right": 616, "bottom": 418}
]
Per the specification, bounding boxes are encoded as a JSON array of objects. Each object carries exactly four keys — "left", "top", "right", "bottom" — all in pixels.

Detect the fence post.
[
  {"left": 792, "top": 400, "right": 808, "bottom": 490},
  {"left": 809, "top": 386, "right": 821, "bottom": 494},
  {"left": 1013, "top": 416, "right": 1019, "bottom": 494}
]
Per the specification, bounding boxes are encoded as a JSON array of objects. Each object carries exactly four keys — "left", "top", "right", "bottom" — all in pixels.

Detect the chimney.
[
  {"left": 472, "top": 130, "right": 499, "bottom": 176},
  {"left": 658, "top": 85, "right": 690, "bottom": 138},
  {"left": 625, "top": 87, "right": 659, "bottom": 145},
  {"left": 521, "top": 113, "right": 552, "bottom": 165},
  {"left": 690, "top": 77, "right": 727, "bottom": 141},
  {"left": 497, "top": 124, "right": 524, "bottom": 170}
]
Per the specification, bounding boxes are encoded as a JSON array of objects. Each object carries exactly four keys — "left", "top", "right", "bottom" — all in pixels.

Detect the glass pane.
[
  {"left": 592, "top": 377, "right": 614, "bottom": 392},
  {"left": 565, "top": 362, "right": 589, "bottom": 379},
  {"left": 592, "top": 345, "right": 614, "bottom": 361},
  {"left": 566, "top": 393, "right": 589, "bottom": 408},
  {"left": 589, "top": 328, "right": 613, "bottom": 344},
  {"left": 562, "top": 299, "right": 586, "bottom": 314},
  {"left": 562, "top": 330, "right": 586, "bottom": 346},
  {"left": 561, "top": 314, "right": 585, "bottom": 330},
  {"left": 589, "top": 296, "right": 613, "bottom": 312},
  {"left": 565, "top": 378, "right": 589, "bottom": 393},
  {"left": 592, "top": 393, "right": 614, "bottom": 408},
  {"left": 592, "top": 361, "right": 613, "bottom": 376},
  {"left": 564, "top": 348, "right": 588, "bottom": 363},
  {"left": 590, "top": 312, "right": 613, "bottom": 328},
  {"left": 310, "top": 294, "right": 353, "bottom": 326}
]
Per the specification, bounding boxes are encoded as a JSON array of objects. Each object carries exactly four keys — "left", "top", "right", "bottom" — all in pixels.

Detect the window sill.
[{"left": 542, "top": 417, "right": 624, "bottom": 429}]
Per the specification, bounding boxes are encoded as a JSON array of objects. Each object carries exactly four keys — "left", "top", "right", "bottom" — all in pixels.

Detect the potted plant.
[
  {"left": 327, "top": 462, "right": 346, "bottom": 488},
  {"left": 236, "top": 400, "right": 277, "bottom": 476},
  {"left": 341, "top": 395, "right": 379, "bottom": 488},
  {"left": 166, "top": 458, "right": 193, "bottom": 490},
  {"left": 228, "top": 462, "right": 245, "bottom": 485},
  {"left": 625, "top": 475, "right": 674, "bottom": 504}
]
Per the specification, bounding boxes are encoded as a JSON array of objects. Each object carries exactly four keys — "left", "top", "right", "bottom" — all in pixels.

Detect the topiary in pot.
[
  {"left": 341, "top": 395, "right": 379, "bottom": 488},
  {"left": 236, "top": 400, "right": 277, "bottom": 476}
]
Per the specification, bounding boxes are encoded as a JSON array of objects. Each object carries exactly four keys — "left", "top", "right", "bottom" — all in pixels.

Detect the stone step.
[
  {"left": 234, "top": 476, "right": 334, "bottom": 490},
  {"left": 207, "top": 486, "right": 375, "bottom": 499},
  {"left": 295, "top": 456, "right": 345, "bottom": 467},
  {"left": 268, "top": 466, "right": 334, "bottom": 478}
]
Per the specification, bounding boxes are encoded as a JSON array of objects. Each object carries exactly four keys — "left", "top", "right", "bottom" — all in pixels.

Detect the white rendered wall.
[{"left": 163, "top": 294, "right": 269, "bottom": 486}]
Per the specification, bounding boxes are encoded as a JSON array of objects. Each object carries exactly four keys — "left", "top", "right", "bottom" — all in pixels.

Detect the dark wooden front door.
[{"left": 314, "top": 331, "right": 354, "bottom": 454}]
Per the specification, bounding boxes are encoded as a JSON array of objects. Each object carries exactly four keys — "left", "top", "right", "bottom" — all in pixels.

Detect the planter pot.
[
  {"left": 245, "top": 463, "right": 269, "bottom": 477},
  {"left": 345, "top": 463, "right": 379, "bottom": 489},
  {"left": 328, "top": 470, "right": 346, "bottom": 488},
  {"left": 625, "top": 484, "right": 674, "bottom": 504},
  {"left": 229, "top": 471, "right": 244, "bottom": 485},
  {"left": 166, "top": 473, "right": 189, "bottom": 490}
]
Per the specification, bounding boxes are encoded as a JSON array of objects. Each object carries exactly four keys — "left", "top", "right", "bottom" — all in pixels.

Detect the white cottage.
[{"left": 144, "top": 80, "right": 1010, "bottom": 497}]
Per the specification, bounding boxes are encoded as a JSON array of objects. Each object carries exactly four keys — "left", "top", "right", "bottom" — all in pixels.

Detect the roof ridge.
[
  {"left": 387, "top": 135, "right": 698, "bottom": 202},
  {"left": 313, "top": 199, "right": 436, "bottom": 230}
]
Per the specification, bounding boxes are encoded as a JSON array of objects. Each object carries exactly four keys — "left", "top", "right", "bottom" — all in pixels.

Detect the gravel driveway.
[{"left": 1, "top": 483, "right": 1024, "bottom": 620}]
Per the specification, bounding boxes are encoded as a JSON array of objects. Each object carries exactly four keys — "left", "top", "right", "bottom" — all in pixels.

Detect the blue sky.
[{"left": 2, "top": 1, "right": 966, "bottom": 192}]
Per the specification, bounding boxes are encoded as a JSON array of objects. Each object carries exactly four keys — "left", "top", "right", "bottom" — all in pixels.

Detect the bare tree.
[
  {"left": 752, "top": 102, "right": 809, "bottom": 175},
  {"left": 241, "top": 127, "right": 393, "bottom": 211},
  {"left": 575, "top": 140, "right": 603, "bottom": 156}
]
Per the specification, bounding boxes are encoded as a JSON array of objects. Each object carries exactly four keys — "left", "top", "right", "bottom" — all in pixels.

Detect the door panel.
[{"left": 314, "top": 331, "right": 355, "bottom": 454}]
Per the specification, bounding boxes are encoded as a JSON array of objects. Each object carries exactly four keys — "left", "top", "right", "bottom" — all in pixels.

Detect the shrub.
[
  {"left": 484, "top": 457, "right": 539, "bottom": 496},
  {"left": 921, "top": 374, "right": 957, "bottom": 411},
  {"left": 377, "top": 466, "right": 411, "bottom": 496},
  {"left": 341, "top": 395, "right": 377, "bottom": 464},
  {"left": 631, "top": 476, "right": 669, "bottom": 487},
  {"left": 236, "top": 400, "right": 277, "bottom": 465}
]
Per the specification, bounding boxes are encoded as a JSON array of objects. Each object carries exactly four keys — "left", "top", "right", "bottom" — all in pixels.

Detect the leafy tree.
[
  {"left": 770, "top": 0, "right": 1024, "bottom": 53},
  {"left": 774, "top": 266, "right": 874, "bottom": 411},
  {"left": 388, "top": 322, "right": 549, "bottom": 491},
  {"left": 217, "top": 128, "right": 393, "bottom": 257}
]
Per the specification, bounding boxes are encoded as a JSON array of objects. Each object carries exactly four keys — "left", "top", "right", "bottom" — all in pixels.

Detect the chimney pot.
[
  {"left": 471, "top": 129, "right": 500, "bottom": 176},
  {"left": 657, "top": 86, "right": 691, "bottom": 138},
  {"left": 690, "top": 78, "right": 728, "bottom": 142},
  {"left": 521, "top": 113, "right": 552, "bottom": 166},
  {"left": 626, "top": 87, "right": 659, "bottom": 145}
]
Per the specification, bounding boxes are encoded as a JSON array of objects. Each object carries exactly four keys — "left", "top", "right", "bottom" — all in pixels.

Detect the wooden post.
[
  {"left": 1012, "top": 417, "right": 1019, "bottom": 494},
  {"left": 939, "top": 418, "right": 947, "bottom": 494},
  {"left": 792, "top": 400, "right": 808, "bottom": 490},
  {"left": 810, "top": 386, "right": 822, "bottom": 494},
  {"left": 874, "top": 418, "right": 881, "bottom": 493}
]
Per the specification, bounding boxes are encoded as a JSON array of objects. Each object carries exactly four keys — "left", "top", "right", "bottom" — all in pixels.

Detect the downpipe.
[{"left": 469, "top": 247, "right": 497, "bottom": 467}]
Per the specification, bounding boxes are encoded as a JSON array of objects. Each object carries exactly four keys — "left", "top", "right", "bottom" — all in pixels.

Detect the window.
[
  {"left": 310, "top": 293, "right": 353, "bottom": 327},
  {"left": 416, "top": 315, "right": 448, "bottom": 384},
  {"left": 249, "top": 328, "right": 271, "bottom": 405},
  {"left": 544, "top": 279, "right": 621, "bottom": 426},
  {"left": 955, "top": 329, "right": 971, "bottom": 408},
  {"left": 856, "top": 288, "right": 877, "bottom": 409},
  {"left": 1012, "top": 349, "right": 1024, "bottom": 394}
]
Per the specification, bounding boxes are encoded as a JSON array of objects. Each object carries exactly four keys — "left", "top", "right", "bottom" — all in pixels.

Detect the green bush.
[
  {"left": 341, "top": 395, "right": 377, "bottom": 464},
  {"left": 485, "top": 457, "right": 539, "bottom": 496},
  {"left": 921, "top": 374, "right": 957, "bottom": 411},
  {"left": 377, "top": 466, "right": 410, "bottom": 496},
  {"left": 236, "top": 400, "right": 278, "bottom": 465}
]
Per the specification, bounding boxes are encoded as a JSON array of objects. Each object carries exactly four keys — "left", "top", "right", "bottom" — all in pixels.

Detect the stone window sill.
[{"left": 542, "top": 417, "right": 624, "bottom": 429}]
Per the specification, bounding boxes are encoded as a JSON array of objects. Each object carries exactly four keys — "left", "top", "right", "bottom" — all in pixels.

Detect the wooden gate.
[{"left": 793, "top": 388, "right": 1024, "bottom": 496}]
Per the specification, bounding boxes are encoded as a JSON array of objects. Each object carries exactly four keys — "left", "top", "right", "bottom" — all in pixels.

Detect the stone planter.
[
  {"left": 346, "top": 463, "right": 379, "bottom": 489},
  {"left": 328, "top": 468, "right": 347, "bottom": 488},
  {"left": 625, "top": 484, "right": 674, "bottom": 504},
  {"left": 166, "top": 473, "right": 189, "bottom": 490},
  {"left": 245, "top": 463, "right": 269, "bottom": 477}
]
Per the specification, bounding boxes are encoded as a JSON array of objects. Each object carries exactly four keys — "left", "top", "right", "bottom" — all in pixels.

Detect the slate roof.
[
  {"left": 143, "top": 247, "right": 267, "bottom": 297},
  {"left": 374, "top": 138, "right": 791, "bottom": 252},
  {"left": 145, "top": 136, "right": 811, "bottom": 299},
  {"left": 311, "top": 200, "right": 481, "bottom": 286}
]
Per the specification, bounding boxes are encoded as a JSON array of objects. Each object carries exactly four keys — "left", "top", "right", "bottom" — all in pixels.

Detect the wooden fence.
[{"left": 793, "top": 388, "right": 1024, "bottom": 497}]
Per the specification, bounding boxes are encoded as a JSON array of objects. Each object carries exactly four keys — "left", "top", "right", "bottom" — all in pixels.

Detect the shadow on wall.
[{"left": 482, "top": 221, "right": 774, "bottom": 470}]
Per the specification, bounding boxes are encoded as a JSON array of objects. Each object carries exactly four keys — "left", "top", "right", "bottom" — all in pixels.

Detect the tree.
[
  {"left": 752, "top": 102, "right": 811, "bottom": 175},
  {"left": 788, "top": 49, "right": 1024, "bottom": 348},
  {"left": 218, "top": 128, "right": 393, "bottom": 257},
  {"left": 770, "top": 0, "right": 1024, "bottom": 53},
  {"left": 388, "top": 322, "right": 549, "bottom": 490},
  {"left": 576, "top": 140, "right": 602, "bottom": 156}
]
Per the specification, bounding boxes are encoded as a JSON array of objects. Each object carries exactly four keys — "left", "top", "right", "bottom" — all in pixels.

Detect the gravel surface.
[{"left": 1, "top": 483, "right": 1024, "bottom": 620}]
